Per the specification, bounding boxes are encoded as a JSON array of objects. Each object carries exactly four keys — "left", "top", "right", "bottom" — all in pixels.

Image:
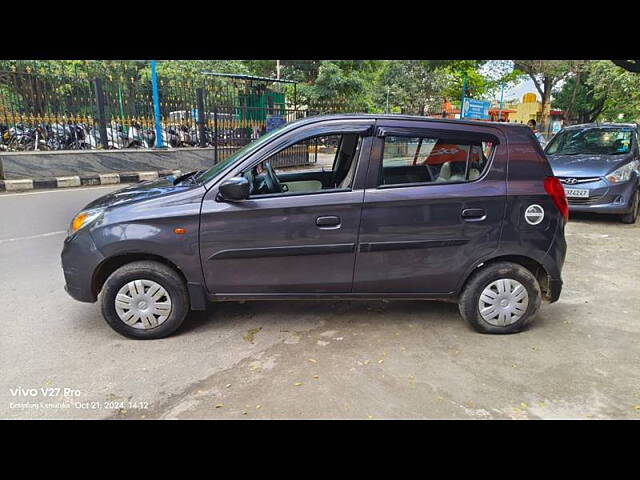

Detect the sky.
[
  {"left": 480, "top": 61, "right": 548, "bottom": 104},
  {"left": 504, "top": 78, "right": 539, "bottom": 102}
]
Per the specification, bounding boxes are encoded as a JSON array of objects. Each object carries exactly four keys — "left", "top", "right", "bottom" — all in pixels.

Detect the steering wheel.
[{"left": 263, "top": 161, "right": 283, "bottom": 194}]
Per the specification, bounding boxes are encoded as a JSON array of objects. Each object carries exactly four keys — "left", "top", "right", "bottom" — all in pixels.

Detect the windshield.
[
  {"left": 546, "top": 127, "right": 633, "bottom": 156},
  {"left": 195, "top": 123, "right": 292, "bottom": 184}
]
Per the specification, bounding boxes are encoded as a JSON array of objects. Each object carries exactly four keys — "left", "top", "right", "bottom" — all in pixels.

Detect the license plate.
[{"left": 563, "top": 187, "right": 589, "bottom": 198}]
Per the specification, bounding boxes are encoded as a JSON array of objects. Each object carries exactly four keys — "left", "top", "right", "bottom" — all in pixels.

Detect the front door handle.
[
  {"left": 461, "top": 208, "right": 486, "bottom": 221},
  {"left": 316, "top": 215, "right": 341, "bottom": 228}
]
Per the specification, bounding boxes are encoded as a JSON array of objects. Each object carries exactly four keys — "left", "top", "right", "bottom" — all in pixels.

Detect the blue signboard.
[
  {"left": 266, "top": 115, "right": 286, "bottom": 132},
  {"left": 461, "top": 97, "right": 490, "bottom": 120}
]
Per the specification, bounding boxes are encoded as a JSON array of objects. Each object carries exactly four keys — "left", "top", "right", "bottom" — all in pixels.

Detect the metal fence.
[{"left": 0, "top": 70, "right": 350, "bottom": 165}]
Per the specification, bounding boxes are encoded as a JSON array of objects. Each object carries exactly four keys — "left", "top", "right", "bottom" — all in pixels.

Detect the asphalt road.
[{"left": 1, "top": 186, "right": 639, "bottom": 419}]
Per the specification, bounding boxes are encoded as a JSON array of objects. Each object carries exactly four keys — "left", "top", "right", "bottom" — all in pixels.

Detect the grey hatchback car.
[
  {"left": 61, "top": 114, "right": 567, "bottom": 339},
  {"left": 545, "top": 123, "right": 640, "bottom": 223}
]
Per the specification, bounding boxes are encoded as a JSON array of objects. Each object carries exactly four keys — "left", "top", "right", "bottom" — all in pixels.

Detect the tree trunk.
[
  {"left": 540, "top": 79, "right": 552, "bottom": 134},
  {"left": 564, "top": 71, "right": 581, "bottom": 125}
]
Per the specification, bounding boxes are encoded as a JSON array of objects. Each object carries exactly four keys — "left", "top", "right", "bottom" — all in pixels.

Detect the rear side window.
[{"left": 380, "top": 136, "right": 494, "bottom": 186}]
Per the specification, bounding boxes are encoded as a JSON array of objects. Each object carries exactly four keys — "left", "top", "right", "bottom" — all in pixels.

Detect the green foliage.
[
  {"left": 588, "top": 61, "right": 640, "bottom": 122},
  {"left": 376, "top": 60, "right": 449, "bottom": 115},
  {"left": 553, "top": 61, "right": 640, "bottom": 124},
  {"left": 0, "top": 59, "right": 519, "bottom": 117}
]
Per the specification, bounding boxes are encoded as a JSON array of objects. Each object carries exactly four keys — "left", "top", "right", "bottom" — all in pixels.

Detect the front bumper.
[
  {"left": 61, "top": 229, "right": 105, "bottom": 303},
  {"left": 565, "top": 178, "right": 637, "bottom": 214}
]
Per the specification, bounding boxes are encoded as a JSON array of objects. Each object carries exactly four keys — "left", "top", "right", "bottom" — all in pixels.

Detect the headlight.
[
  {"left": 606, "top": 161, "right": 638, "bottom": 184},
  {"left": 68, "top": 208, "right": 105, "bottom": 235}
]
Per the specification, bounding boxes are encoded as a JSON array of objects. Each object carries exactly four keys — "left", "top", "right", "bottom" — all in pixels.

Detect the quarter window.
[{"left": 380, "top": 136, "right": 493, "bottom": 186}]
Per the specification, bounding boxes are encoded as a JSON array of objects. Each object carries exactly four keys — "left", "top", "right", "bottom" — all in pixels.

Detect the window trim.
[
  {"left": 248, "top": 187, "right": 352, "bottom": 200},
  {"left": 204, "top": 119, "right": 375, "bottom": 193},
  {"left": 376, "top": 135, "right": 497, "bottom": 190}
]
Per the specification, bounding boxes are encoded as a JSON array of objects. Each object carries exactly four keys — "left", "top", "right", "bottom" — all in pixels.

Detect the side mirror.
[{"left": 218, "top": 176, "right": 250, "bottom": 201}]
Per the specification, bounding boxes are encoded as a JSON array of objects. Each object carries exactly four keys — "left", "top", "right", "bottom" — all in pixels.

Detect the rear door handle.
[
  {"left": 316, "top": 215, "right": 341, "bottom": 228},
  {"left": 461, "top": 208, "right": 486, "bottom": 221}
]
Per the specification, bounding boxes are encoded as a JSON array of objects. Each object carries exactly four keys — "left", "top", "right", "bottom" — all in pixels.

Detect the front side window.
[
  {"left": 546, "top": 127, "right": 633, "bottom": 156},
  {"left": 380, "top": 135, "right": 492, "bottom": 186},
  {"left": 243, "top": 133, "right": 363, "bottom": 197}
]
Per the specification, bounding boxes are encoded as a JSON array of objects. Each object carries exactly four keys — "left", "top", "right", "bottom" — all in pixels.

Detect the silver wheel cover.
[
  {"left": 478, "top": 278, "right": 529, "bottom": 327},
  {"left": 115, "top": 280, "right": 172, "bottom": 330}
]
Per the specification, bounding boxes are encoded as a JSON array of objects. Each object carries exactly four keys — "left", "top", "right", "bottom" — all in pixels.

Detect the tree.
[
  {"left": 513, "top": 60, "right": 583, "bottom": 130},
  {"left": 303, "top": 60, "right": 383, "bottom": 111},
  {"left": 552, "top": 68, "right": 606, "bottom": 124},
  {"left": 588, "top": 61, "right": 640, "bottom": 122},
  {"left": 554, "top": 61, "right": 640, "bottom": 124},
  {"left": 375, "top": 60, "right": 450, "bottom": 115}
]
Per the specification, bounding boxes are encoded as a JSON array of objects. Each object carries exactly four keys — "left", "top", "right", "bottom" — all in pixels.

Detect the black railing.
[{"left": 0, "top": 70, "right": 351, "bottom": 161}]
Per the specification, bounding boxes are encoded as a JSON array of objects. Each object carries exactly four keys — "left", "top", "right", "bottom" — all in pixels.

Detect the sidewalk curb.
[{"left": 0, "top": 170, "right": 182, "bottom": 193}]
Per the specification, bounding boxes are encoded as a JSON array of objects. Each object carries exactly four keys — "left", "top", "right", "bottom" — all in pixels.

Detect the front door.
[
  {"left": 200, "top": 121, "right": 374, "bottom": 295},
  {"left": 353, "top": 121, "right": 507, "bottom": 295}
]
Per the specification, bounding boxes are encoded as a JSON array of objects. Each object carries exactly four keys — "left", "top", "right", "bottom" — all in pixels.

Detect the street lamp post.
[
  {"left": 460, "top": 73, "right": 468, "bottom": 119},
  {"left": 499, "top": 81, "right": 505, "bottom": 121},
  {"left": 386, "top": 86, "right": 390, "bottom": 114}
]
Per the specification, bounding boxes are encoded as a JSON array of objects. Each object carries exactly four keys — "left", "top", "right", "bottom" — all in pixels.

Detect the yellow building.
[{"left": 507, "top": 93, "right": 546, "bottom": 124}]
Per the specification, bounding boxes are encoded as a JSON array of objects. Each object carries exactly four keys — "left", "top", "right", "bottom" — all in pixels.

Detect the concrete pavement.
[{"left": 1, "top": 186, "right": 639, "bottom": 419}]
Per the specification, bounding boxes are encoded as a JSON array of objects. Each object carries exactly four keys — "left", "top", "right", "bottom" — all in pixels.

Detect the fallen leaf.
[
  {"left": 363, "top": 360, "right": 370, "bottom": 365},
  {"left": 243, "top": 327, "right": 262, "bottom": 344},
  {"left": 215, "top": 403, "right": 224, "bottom": 408},
  {"left": 225, "top": 384, "right": 232, "bottom": 389},
  {"left": 634, "top": 405, "right": 640, "bottom": 411},
  {"left": 294, "top": 382, "right": 302, "bottom": 386},
  {"left": 256, "top": 405, "right": 262, "bottom": 409},
  {"left": 242, "top": 411, "right": 248, "bottom": 415},
  {"left": 313, "top": 375, "right": 319, "bottom": 379},
  {"left": 308, "top": 358, "right": 317, "bottom": 363}
]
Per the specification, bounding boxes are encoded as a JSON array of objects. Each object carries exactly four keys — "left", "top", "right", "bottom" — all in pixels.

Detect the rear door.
[{"left": 353, "top": 120, "right": 507, "bottom": 295}]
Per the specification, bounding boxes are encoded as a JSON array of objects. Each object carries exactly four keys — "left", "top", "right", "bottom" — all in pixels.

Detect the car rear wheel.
[
  {"left": 101, "top": 260, "right": 190, "bottom": 339},
  {"left": 458, "top": 262, "right": 542, "bottom": 334},
  {"left": 621, "top": 190, "right": 639, "bottom": 224}
]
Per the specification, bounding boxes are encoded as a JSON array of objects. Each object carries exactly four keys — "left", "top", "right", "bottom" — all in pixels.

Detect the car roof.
[
  {"left": 561, "top": 122, "right": 638, "bottom": 130},
  {"left": 289, "top": 113, "right": 531, "bottom": 130}
]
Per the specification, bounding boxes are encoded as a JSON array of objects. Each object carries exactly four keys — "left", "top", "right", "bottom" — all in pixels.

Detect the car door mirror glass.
[{"left": 219, "top": 177, "right": 250, "bottom": 201}]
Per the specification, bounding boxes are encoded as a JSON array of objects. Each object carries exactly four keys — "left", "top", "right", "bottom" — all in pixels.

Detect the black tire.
[
  {"left": 621, "top": 190, "right": 639, "bottom": 224},
  {"left": 458, "top": 261, "right": 542, "bottom": 334},
  {"left": 101, "top": 260, "right": 190, "bottom": 339}
]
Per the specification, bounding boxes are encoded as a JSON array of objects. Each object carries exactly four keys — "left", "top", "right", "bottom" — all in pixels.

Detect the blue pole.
[
  {"left": 460, "top": 73, "right": 467, "bottom": 119},
  {"left": 150, "top": 60, "right": 164, "bottom": 148}
]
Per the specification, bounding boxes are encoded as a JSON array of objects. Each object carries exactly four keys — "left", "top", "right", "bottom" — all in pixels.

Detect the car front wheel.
[
  {"left": 101, "top": 260, "right": 190, "bottom": 339},
  {"left": 458, "top": 262, "right": 542, "bottom": 334}
]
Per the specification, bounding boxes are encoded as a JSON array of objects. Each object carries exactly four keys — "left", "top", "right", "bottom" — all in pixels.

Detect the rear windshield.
[{"left": 546, "top": 127, "right": 633, "bottom": 156}]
